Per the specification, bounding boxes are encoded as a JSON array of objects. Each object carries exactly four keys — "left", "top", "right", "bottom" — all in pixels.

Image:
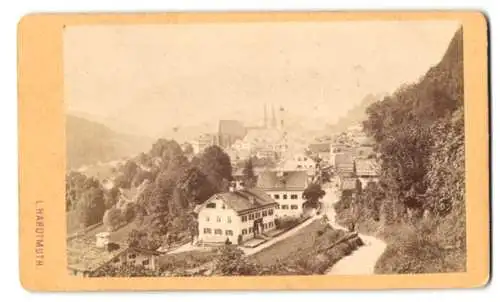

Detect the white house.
[
  {"left": 195, "top": 188, "right": 278, "bottom": 245},
  {"left": 256, "top": 170, "right": 310, "bottom": 218}
]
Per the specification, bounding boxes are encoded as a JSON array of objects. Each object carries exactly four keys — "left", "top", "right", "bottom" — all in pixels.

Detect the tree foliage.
[
  {"left": 339, "top": 28, "right": 466, "bottom": 272},
  {"left": 197, "top": 145, "right": 233, "bottom": 192},
  {"left": 75, "top": 177, "right": 106, "bottom": 227},
  {"left": 103, "top": 207, "right": 123, "bottom": 231},
  {"left": 302, "top": 183, "right": 326, "bottom": 209},
  {"left": 362, "top": 28, "right": 464, "bottom": 226},
  {"left": 213, "top": 245, "right": 260, "bottom": 276},
  {"left": 90, "top": 263, "right": 162, "bottom": 277},
  {"left": 242, "top": 158, "right": 257, "bottom": 188},
  {"left": 65, "top": 171, "right": 88, "bottom": 211},
  {"left": 104, "top": 186, "right": 120, "bottom": 210}
]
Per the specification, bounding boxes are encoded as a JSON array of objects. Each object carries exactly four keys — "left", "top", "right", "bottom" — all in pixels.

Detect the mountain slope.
[
  {"left": 327, "top": 93, "right": 386, "bottom": 134},
  {"left": 66, "top": 115, "right": 153, "bottom": 169}
]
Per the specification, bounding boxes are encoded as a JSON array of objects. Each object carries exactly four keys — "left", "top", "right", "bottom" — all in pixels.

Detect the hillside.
[
  {"left": 66, "top": 115, "right": 153, "bottom": 169},
  {"left": 335, "top": 27, "right": 465, "bottom": 273}
]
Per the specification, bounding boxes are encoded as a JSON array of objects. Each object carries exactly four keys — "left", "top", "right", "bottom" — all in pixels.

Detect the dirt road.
[{"left": 323, "top": 186, "right": 387, "bottom": 275}]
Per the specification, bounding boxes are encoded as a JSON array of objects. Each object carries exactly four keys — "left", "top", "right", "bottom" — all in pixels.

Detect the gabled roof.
[
  {"left": 256, "top": 170, "right": 308, "bottom": 191},
  {"left": 197, "top": 188, "right": 277, "bottom": 215},
  {"left": 335, "top": 153, "right": 355, "bottom": 176},
  {"left": 342, "top": 178, "right": 358, "bottom": 191},
  {"left": 355, "top": 159, "right": 380, "bottom": 176},
  {"left": 67, "top": 237, "right": 129, "bottom": 272},
  {"left": 335, "top": 153, "right": 354, "bottom": 166},
  {"left": 308, "top": 143, "right": 331, "bottom": 153}
]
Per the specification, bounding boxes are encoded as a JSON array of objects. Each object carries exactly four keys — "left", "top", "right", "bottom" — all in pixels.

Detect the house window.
[
  {"left": 281, "top": 205, "right": 289, "bottom": 210},
  {"left": 227, "top": 216, "right": 232, "bottom": 223},
  {"left": 203, "top": 228, "right": 212, "bottom": 234},
  {"left": 241, "top": 215, "right": 247, "bottom": 222},
  {"left": 249, "top": 227, "right": 253, "bottom": 233},
  {"left": 142, "top": 259, "right": 149, "bottom": 266},
  {"left": 242, "top": 229, "right": 247, "bottom": 235},
  {"left": 291, "top": 194, "right": 298, "bottom": 200},
  {"left": 274, "top": 194, "right": 280, "bottom": 199},
  {"left": 206, "top": 203, "right": 216, "bottom": 209},
  {"left": 297, "top": 165, "right": 302, "bottom": 168},
  {"left": 283, "top": 194, "right": 288, "bottom": 199},
  {"left": 128, "top": 254, "right": 136, "bottom": 259},
  {"left": 269, "top": 221, "right": 274, "bottom": 228},
  {"left": 215, "top": 229, "right": 222, "bottom": 235},
  {"left": 225, "top": 230, "right": 233, "bottom": 236},
  {"left": 216, "top": 216, "right": 221, "bottom": 222},
  {"left": 255, "top": 212, "right": 261, "bottom": 219},
  {"left": 205, "top": 216, "right": 210, "bottom": 222},
  {"left": 262, "top": 211, "right": 267, "bottom": 217},
  {"left": 268, "top": 209, "right": 274, "bottom": 215},
  {"left": 275, "top": 205, "right": 280, "bottom": 209},
  {"left": 249, "top": 213, "right": 255, "bottom": 220},
  {"left": 263, "top": 224, "right": 266, "bottom": 230},
  {"left": 291, "top": 205, "right": 299, "bottom": 210}
]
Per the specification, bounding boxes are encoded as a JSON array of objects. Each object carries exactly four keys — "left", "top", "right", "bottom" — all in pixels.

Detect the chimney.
[
  {"left": 95, "top": 232, "right": 110, "bottom": 248},
  {"left": 249, "top": 196, "right": 258, "bottom": 205}
]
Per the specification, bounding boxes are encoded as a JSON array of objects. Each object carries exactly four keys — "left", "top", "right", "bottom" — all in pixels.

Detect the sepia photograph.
[{"left": 62, "top": 19, "right": 466, "bottom": 278}]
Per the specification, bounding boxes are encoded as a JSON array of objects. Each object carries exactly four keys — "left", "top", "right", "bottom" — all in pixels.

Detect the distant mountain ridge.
[
  {"left": 327, "top": 93, "right": 387, "bottom": 134},
  {"left": 66, "top": 114, "right": 154, "bottom": 169}
]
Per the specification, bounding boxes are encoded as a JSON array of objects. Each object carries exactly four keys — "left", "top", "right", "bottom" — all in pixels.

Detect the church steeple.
[
  {"left": 279, "top": 105, "right": 285, "bottom": 129},
  {"left": 271, "top": 105, "right": 277, "bottom": 129},
  {"left": 264, "top": 104, "right": 268, "bottom": 128}
]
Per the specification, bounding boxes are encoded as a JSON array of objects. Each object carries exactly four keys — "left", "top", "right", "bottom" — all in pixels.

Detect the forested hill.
[
  {"left": 336, "top": 27, "right": 466, "bottom": 274},
  {"left": 66, "top": 115, "right": 153, "bottom": 169}
]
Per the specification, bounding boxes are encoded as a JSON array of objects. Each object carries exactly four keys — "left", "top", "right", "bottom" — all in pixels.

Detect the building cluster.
[
  {"left": 191, "top": 122, "right": 381, "bottom": 246},
  {"left": 195, "top": 169, "right": 312, "bottom": 246},
  {"left": 307, "top": 124, "right": 381, "bottom": 202},
  {"left": 189, "top": 104, "right": 310, "bottom": 166},
  {"left": 68, "top": 117, "right": 382, "bottom": 275},
  {"left": 67, "top": 227, "right": 161, "bottom": 277}
]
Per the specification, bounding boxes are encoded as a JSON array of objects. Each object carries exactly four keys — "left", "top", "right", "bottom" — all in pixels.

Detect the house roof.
[
  {"left": 232, "top": 167, "right": 268, "bottom": 177},
  {"left": 198, "top": 188, "right": 277, "bottom": 214},
  {"left": 355, "top": 159, "right": 380, "bottom": 176},
  {"left": 335, "top": 153, "right": 354, "bottom": 166},
  {"left": 308, "top": 143, "right": 331, "bottom": 153},
  {"left": 335, "top": 153, "right": 355, "bottom": 176},
  {"left": 256, "top": 170, "right": 309, "bottom": 191},
  {"left": 66, "top": 214, "right": 158, "bottom": 272},
  {"left": 342, "top": 178, "right": 358, "bottom": 190}
]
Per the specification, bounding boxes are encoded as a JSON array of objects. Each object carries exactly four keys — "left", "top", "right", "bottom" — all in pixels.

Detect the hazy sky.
[{"left": 64, "top": 21, "right": 460, "bottom": 137}]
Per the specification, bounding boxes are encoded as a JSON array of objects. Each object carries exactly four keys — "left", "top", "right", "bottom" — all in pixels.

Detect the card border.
[{"left": 18, "top": 11, "right": 489, "bottom": 291}]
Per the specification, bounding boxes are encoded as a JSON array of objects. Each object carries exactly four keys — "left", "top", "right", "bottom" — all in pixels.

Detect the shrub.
[
  {"left": 122, "top": 203, "right": 137, "bottom": 223},
  {"left": 103, "top": 207, "right": 123, "bottom": 231},
  {"left": 213, "top": 245, "right": 260, "bottom": 276},
  {"left": 275, "top": 217, "right": 301, "bottom": 230}
]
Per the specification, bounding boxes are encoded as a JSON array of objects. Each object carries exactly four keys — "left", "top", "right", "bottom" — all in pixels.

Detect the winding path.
[{"left": 322, "top": 186, "right": 387, "bottom": 275}]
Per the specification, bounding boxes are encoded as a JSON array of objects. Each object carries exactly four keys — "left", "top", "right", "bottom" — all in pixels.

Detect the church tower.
[
  {"left": 264, "top": 104, "right": 268, "bottom": 128},
  {"left": 279, "top": 105, "right": 285, "bottom": 130},
  {"left": 271, "top": 105, "right": 277, "bottom": 129}
]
